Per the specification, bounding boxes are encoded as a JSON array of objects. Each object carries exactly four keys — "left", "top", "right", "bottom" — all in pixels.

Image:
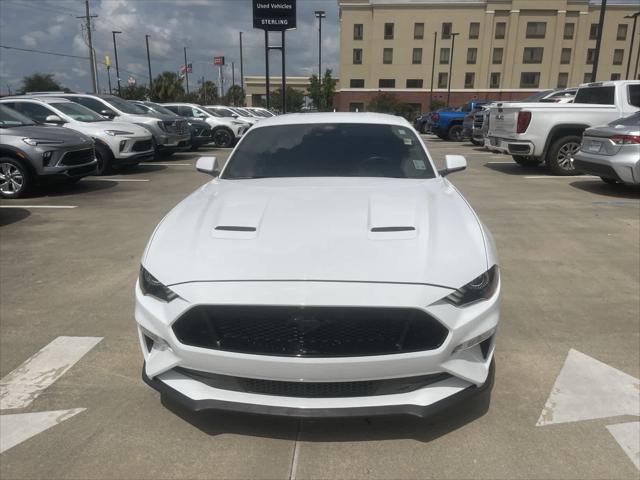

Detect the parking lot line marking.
[
  {"left": 142, "top": 163, "right": 192, "bottom": 166},
  {"left": 0, "top": 336, "right": 103, "bottom": 410},
  {"left": 90, "top": 178, "right": 150, "bottom": 182},
  {"left": 0, "top": 408, "right": 85, "bottom": 454},
  {"left": 606, "top": 422, "right": 640, "bottom": 471},
  {"left": 485, "top": 161, "right": 516, "bottom": 164},
  {"left": 0, "top": 205, "right": 78, "bottom": 209},
  {"left": 524, "top": 175, "right": 599, "bottom": 179}
]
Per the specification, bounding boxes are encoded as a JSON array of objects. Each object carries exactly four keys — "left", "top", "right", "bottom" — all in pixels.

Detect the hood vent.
[
  {"left": 215, "top": 226, "right": 257, "bottom": 232},
  {"left": 370, "top": 226, "right": 415, "bottom": 233}
]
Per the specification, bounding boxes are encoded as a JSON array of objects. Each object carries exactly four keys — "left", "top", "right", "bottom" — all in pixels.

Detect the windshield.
[
  {"left": 210, "top": 107, "right": 236, "bottom": 117},
  {"left": 608, "top": 111, "right": 640, "bottom": 127},
  {"left": 234, "top": 107, "right": 254, "bottom": 116},
  {"left": 574, "top": 86, "right": 615, "bottom": 105},
  {"left": 521, "top": 90, "right": 553, "bottom": 102},
  {"left": 145, "top": 102, "right": 177, "bottom": 116},
  {"left": 54, "top": 102, "right": 105, "bottom": 122},
  {"left": 203, "top": 108, "right": 222, "bottom": 117},
  {"left": 0, "top": 105, "right": 37, "bottom": 127},
  {"left": 223, "top": 123, "right": 436, "bottom": 180},
  {"left": 101, "top": 95, "right": 147, "bottom": 114}
]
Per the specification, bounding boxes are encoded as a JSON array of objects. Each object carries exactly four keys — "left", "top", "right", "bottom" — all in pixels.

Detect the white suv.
[{"left": 1, "top": 97, "right": 153, "bottom": 174}]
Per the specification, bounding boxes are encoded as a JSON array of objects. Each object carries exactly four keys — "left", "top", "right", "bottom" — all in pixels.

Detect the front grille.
[
  {"left": 60, "top": 148, "right": 94, "bottom": 166},
  {"left": 175, "top": 367, "right": 452, "bottom": 398},
  {"left": 131, "top": 139, "right": 152, "bottom": 152},
  {"left": 473, "top": 114, "right": 484, "bottom": 129},
  {"left": 172, "top": 306, "right": 449, "bottom": 357}
]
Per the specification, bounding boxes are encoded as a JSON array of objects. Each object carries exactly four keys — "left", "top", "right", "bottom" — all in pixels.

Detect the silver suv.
[{"left": 0, "top": 105, "right": 97, "bottom": 198}]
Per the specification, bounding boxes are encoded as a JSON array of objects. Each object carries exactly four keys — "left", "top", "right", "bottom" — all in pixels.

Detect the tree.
[
  {"left": 267, "top": 86, "right": 304, "bottom": 113},
  {"left": 196, "top": 80, "right": 219, "bottom": 105},
  {"left": 367, "top": 92, "right": 418, "bottom": 121},
  {"left": 224, "top": 85, "right": 244, "bottom": 106},
  {"left": 149, "top": 71, "right": 184, "bottom": 102},
  {"left": 430, "top": 99, "right": 446, "bottom": 111},
  {"left": 118, "top": 84, "right": 148, "bottom": 100},
  {"left": 307, "top": 69, "right": 337, "bottom": 111},
  {"left": 19, "top": 73, "right": 66, "bottom": 94}
]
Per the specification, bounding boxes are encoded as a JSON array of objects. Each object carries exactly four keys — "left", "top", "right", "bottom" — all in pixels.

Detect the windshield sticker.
[
  {"left": 413, "top": 159, "right": 426, "bottom": 170},
  {"left": 403, "top": 137, "right": 413, "bottom": 145},
  {"left": 398, "top": 129, "right": 406, "bottom": 135}
]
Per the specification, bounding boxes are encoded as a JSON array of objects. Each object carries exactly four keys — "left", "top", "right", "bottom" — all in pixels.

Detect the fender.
[
  {"left": 0, "top": 145, "right": 37, "bottom": 176},
  {"left": 542, "top": 123, "right": 590, "bottom": 160}
]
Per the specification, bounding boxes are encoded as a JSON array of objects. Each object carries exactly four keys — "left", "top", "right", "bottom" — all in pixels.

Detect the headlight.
[
  {"left": 444, "top": 265, "right": 499, "bottom": 307},
  {"left": 22, "top": 138, "right": 63, "bottom": 146},
  {"left": 156, "top": 121, "right": 167, "bottom": 132},
  {"left": 139, "top": 266, "right": 178, "bottom": 302},
  {"left": 104, "top": 130, "right": 134, "bottom": 136}
]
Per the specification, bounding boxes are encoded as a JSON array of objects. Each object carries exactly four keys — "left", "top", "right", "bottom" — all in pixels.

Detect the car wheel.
[
  {"left": 471, "top": 138, "right": 483, "bottom": 146},
  {"left": 600, "top": 177, "right": 618, "bottom": 185},
  {"left": 447, "top": 125, "right": 463, "bottom": 142},
  {"left": 546, "top": 135, "right": 582, "bottom": 176},
  {"left": 213, "top": 128, "right": 234, "bottom": 148},
  {"left": 420, "top": 123, "right": 429, "bottom": 134},
  {"left": 0, "top": 157, "right": 31, "bottom": 199},
  {"left": 512, "top": 155, "right": 541, "bottom": 167},
  {"left": 95, "top": 144, "right": 114, "bottom": 175}
]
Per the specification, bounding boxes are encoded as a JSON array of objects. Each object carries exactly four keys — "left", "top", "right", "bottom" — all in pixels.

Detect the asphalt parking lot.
[{"left": 1, "top": 138, "right": 638, "bottom": 480}]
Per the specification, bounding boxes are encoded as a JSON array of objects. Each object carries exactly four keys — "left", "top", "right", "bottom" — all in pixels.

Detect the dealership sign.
[
  {"left": 213, "top": 56, "right": 225, "bottom": 66},
  {"left": 253, "top": 0, "right": 296, "bottom": 31}
]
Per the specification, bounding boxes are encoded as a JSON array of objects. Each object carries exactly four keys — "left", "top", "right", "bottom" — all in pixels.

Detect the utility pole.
[
  {"left": 446, "top": 32, "right": 459, "bottom": 108},
  {"left": 77, "top": 1, "right": 98, "bottom": 92},
  {"left": 112, "top": 31, "right": 122, "bottom": 95},
  {"left": 202, "top": 76, "right": 206, "bottom": 103},
  {"left": 239, "top": 32, "right": 244, "bottom": 102},
  {"left": 429, "top": 31, "right": 437, "bottom": 111},
  {"left": 624, "top": 12, "right": 640, "bottom": 79},
  {"left": 591, "top": 0, "right": 607, "bottom": 81},
  {"left": 145, "top": 34, "right": 153, "bottom": 91},
  {"left": 232, "top": 62, "right": 235, "bottom": 86},
  {"left": 183, "top": 47, "right": 190, "bottom": 94}
]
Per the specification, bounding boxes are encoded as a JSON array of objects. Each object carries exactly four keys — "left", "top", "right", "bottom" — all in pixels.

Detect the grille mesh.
[{"left": 60, "top": 148, "right": 94, "bottom": 166}]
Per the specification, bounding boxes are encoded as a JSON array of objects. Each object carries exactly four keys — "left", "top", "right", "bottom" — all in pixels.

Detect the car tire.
[
  {"left": 447, "top": 125, "right": 463, "bottom": 142},
  {"left": 512, "top": 155, "right": 541, "bottom": 167},
  {"left": 0, "top": 157, "right": 31, "bottom": 199},
  {"left": 95, "top": 144, "right": 113, "bottom": 175},
  {"left": 546, "top": 135, "right": 582, "bottom": 176},
  {"left": 471, "top": 138, "right": 483, "bottom": 146},
  {"left": 420, "top": 123, "right": 429, "bottom": 134},
  {"left": 213, "top": 128, "right": 234, "bottom": 148},
  {"left": 600, "top": 176, "right": 618, "bottom": 185}
]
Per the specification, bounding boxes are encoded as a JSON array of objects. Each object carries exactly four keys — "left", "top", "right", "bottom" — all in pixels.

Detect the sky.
[{"left": 0, "top": 0, "right": 340, "bottom": 95}]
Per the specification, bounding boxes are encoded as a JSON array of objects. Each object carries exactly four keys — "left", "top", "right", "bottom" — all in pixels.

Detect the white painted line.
[
  {"left": 0, "top": 205, "right": 77, "bottom": 209},
  {"left": 0, "top": 336, "right": 102, "bottom": 410},
  {"left": 485, "top": 161, "right": 516, "bottom": 164},
  {"left": 90, "top": 178, "right": 150, "bottom": 182},
  {"left": 142, "top": 163, "right": 192, "bottom": 166},
  {"left": 525, "top": 175, "right": 598, "bottom": 179},
  {"left": 537, "top": 349, "right": 639, "bottom": 426},
  {"left": 606, "top": 422, "right": 640, "bottom": 471},
  {"left": 0, "top": 409, "right": 85, "bottom": 454}
]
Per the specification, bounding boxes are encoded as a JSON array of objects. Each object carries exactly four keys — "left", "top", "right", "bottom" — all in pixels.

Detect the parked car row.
[
  {"left": 416, "top": 81, "right": 639, "bottom": 185},
  {"left": 0, "top": 92, "right": 276, "bottom": 198}
]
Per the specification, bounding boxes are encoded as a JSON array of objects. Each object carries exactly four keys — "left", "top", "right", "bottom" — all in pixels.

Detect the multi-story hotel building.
[{"left": 335, "top": 0, "right": 639, "bottom": 111}]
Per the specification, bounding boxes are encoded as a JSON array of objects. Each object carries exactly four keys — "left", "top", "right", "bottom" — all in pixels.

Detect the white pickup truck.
[{"left": 486, "top": 81, "right": 640, "bottom": 175}]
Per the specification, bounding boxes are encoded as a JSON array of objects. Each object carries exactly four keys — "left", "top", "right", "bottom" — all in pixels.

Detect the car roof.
[
  {"left": 250, "top": 112, "right": 412, "bottom": 129},
  {"left": 3, "top": 96, "right": 74, "bottom": 104}
]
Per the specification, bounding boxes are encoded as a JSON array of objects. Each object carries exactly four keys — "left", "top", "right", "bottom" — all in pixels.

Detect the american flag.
[{"left": 179, "top": 63, "right": 192, "bottom": 74}]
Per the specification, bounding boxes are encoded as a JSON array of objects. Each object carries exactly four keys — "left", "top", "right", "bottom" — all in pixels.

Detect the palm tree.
[{"left": 150, "top": 72, "right": 184, "bottom": 102}]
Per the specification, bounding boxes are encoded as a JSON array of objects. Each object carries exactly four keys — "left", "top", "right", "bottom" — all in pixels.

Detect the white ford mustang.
[{"left": 136, "top": 112, "right": 500, "bottom": 418}]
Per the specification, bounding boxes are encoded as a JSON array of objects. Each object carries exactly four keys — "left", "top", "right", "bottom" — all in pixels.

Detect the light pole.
[
  {"left": 624, "top": 12, "right": 640, "bottom": 79},
  {"left": 314, "top": 10, "right": 326, "bottom": 79},
  {"left": 446, "top": 32, "right": 459, "bottom": 108},
  {"left": 429, "top": 31, "right": 437, "bottom": 111},
  {"left": 145, "top": 34, "right": 153, "bottom": 91},
  {"left": 112, "top": 31, "right": 122, "bottom": 95},
  {"left": 591, "top": 0, "right": 607, "bottom": 81},
  {"left": 183, "top": 47, "right": 190, "bottom": 94}
]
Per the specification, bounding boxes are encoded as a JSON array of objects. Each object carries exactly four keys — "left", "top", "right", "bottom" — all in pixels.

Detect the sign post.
[
  {"left": 252, "top": 0, "right": 296, "bottom": 113},
  {"left": 214, "top": 56, "right": 225, "bottom": 98}
]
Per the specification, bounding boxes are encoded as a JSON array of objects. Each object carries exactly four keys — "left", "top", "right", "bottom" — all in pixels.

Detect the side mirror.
[
  {"left": 100, "top": 109, "right": 116, "bottom": 119},
  {"left": 231, "top": 114, "right": 239, "bottom": 118},
  {"left": 45, "top": 114, "right": 65, "bottom": 124},
  {"left": 439, "top": 154, "right": 467, "bottom": 177},
  {"left": 196, "top": 156, "right": 220, "bottom": 177}
]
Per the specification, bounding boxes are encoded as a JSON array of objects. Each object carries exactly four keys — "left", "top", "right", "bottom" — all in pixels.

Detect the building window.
[
  {"left": 384, "top": 23, "right": 394, "bottom": 40},
  {"left": 464, "top": 72, "right": 475, "bottom": 88},
  {"left": 526, "top": 22, "right": 546, "bottom": 39},
  {"left": 589, "top": 24, "right": 599, "bottom": 40},
  {"left": 439, "top": 47, "right": 450, "bottom": 64},
  {"left": 583, "top": 73, "right": 593, "bottom": 83},
  {"left": 414, "top": 22, "right": 424, "bottom": 40},
  {"left": 383, "top": 48, "right": 393, "bottom": 64},
  {"left": 406, "top": 79, "right": 424, "bottom": 88},
  {"left": 586, "top": 48, "right": 596, "bottom": 65},
  {"left": 557, "top": 72, "right": 568, "bottom": 88},
  {"left": 492, "top": 47, "right": 503, "bottom": 64},
  {"left": 412, "top": 48, "right": 423, "bottom": 64},
  {"left": 349, "top": 79, "right": 364, "bottom": 88},
  {"left": 349, "top": 102, "right": 364, "bottom": 112},
  {"left": 523, "top": 47, "right": 543, "bottom": 64},
  {"left": 495, "top": 22, "right": 506, "bottom": 39},
  {"left": 467, "top": 48, "right": 477, "bottom": 64},
  {"left": 613, "top": 49, "right": 624, "bottom": 65},
  {"left": 490, "top": 72, "right": 501, "bottom": 88},
  {"left": 611, "top": 73, "right": 621, "bottom": 81},
  {"left": 616, "top": 24, "right": 628, "bottom": 41},
  {"left": 560, "top": 48, "right": 572, "bottom": 64},
  {"left": 520, "top": 72, "right": 540, "bottom": 88},
  {"left": 438, "top": 72, "right": 448, "bottom": 88},
  {"left": 469, "top": 22, "right": 480, "bottom": 39},
  {"left": 354, "top": 24, "right": 363, "bottom": 40},
  {"left": 378, "top": 78, "right": 395, "bottom": 88},
  {"left": 564, "top": 23, "right": 575, "bottom": 40},
  {"left": 353, "top": 49, "right": 363, "bottom": 65},
  {"left": 442, "top": 22, "right": 452, "bottom": 39}
]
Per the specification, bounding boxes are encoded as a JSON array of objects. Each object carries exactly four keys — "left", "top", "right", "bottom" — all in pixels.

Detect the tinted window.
[
  {"left": 163, "top": 105, "right": 180, "bottom": 115},
  {"left": 11, "top": 102, "right": 53, "bottom": 123},
  {"left": 608, "top": 111, "right": 640, "bottom": 127},
  {"left": 628, "top": 84, "right": 640, "bottom": 107},
  {"left": 54, "top": 102, "right": 105, "bottom": 122},
  {"left": 573, "top": 86, "right": 615, "bottom": 105},
  {"left": 69, "top": 96, "right": 108, "bottom": 114},
  {"left": 145, "top": 103, "right": 178, "bottom": 116},
  {"left": 101, "top": 95, "right": 146, "bottom": 114},
  {"left": 0, "top": 105, "right": 37, "bottom": 126},
  {"left": 223, "top": 123, "right": 435, "bottom": 180}
]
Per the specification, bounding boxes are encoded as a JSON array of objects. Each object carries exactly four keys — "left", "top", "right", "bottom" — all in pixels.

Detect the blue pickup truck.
[{"left": 426, "top": 100, "right": 491, "bottom": 141}]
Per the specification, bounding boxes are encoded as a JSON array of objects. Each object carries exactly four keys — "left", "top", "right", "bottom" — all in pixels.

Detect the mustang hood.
[{"left": 143, "top": 177, "right": 488, "bottom": 288}]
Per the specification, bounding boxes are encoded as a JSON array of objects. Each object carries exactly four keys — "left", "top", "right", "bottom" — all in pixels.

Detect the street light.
[
  {"left": 624, "top": 12, "right": 640, "bottom": 79},
  {"left": 112, "top": 31, "right": 122, "bottom": 96},
  {"left": 314, "top": 10, "right": 326, "bottom": 79},
  {"left": 145, "top": 34, "right": 153, "bottom": 91},
  {"left": 446, "top": 32, "right": 459, "bottom": 108}
]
